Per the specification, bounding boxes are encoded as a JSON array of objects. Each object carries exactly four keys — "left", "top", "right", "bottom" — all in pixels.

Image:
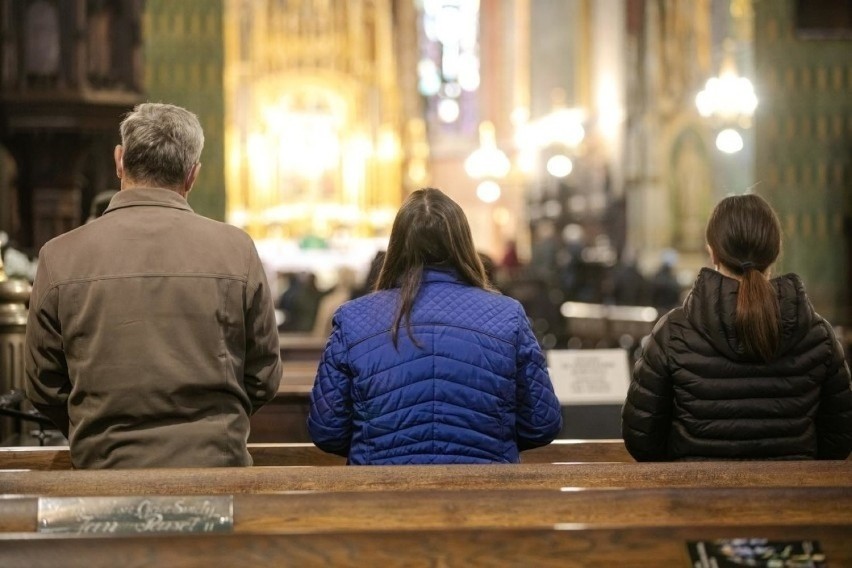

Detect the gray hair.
[{"left": 119, "top": 103, "right": 204, "bottom": 188}]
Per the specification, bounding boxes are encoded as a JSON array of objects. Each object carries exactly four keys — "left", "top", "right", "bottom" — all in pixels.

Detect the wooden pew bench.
[
  {"left": 1, "top": 486, "right": 850, "bottom": 533},
  {"left": 1, "top": 461, "right": 849, "bottom": 495},
  {"left": 2, "top": 459, "right": 848, "bottom": 566},
  {"left": 3, "top": 522, "right": 848, "bottom": 568},
  {"left": 0, "top": 439, "right": 633, "bottom": 470},
  {"left": 521, "top": 439, "right": 633, "bottom": 462},
  {"left": 0, "top": 443, "right": 344, "bottom": 470},
  {"left": 1, "top": 524, "right": 849, "bottom": 568}
]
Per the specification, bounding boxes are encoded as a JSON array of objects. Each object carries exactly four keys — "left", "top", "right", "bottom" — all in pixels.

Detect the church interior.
[
  {"left": 0, "top": 1, "right": 850, "bottom": 564},
  {"left": 0, "top": 0, "right": 850, "bottom": 440},
  {"left": 0, "top": 0, "right": 850, "bottom": 437}
]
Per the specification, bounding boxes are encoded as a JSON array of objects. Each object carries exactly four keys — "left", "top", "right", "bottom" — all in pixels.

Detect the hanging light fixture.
[
  {"left": 464, "top": 121, "right": 511, "bottom": 180},
  {"left": 695, "top": 37, "right": 757, "bottom": 153},
  {"left": 695, "top": 43, "right": 758, "bottom": 126},
  {"left": 512, "top": 89, "right": 585, "bottom": 177},
  {"left": 465, "top": 121, "right": 511, "bottom": 203}
]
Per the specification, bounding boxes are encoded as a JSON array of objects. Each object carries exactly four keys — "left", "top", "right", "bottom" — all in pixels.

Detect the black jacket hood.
[{"left": 682, "top": 268, "right": 819, "bottom": 362}]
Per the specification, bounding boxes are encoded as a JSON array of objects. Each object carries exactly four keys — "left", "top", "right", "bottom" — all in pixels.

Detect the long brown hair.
[
  {"left": 705, "top": 194, "right": 782, "bottom": 362},
  {"left": 375, "top": 187, "right": 493, "bottom": 347}
]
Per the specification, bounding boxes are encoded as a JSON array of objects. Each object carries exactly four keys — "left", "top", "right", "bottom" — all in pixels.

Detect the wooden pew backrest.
[
  {"left": 1, "top": 486, "right": 851, "bottom": 533},
  {"left": 0, "top": 439, "right": 633, "bottom": 470},
  {"left": 0, "top": 461, "right": 849, "bottom": 495}
]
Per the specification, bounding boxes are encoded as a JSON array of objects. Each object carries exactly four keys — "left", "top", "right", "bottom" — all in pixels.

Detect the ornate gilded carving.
[{"left": 223, "top": 0, "right": 414, "bottom": 239}]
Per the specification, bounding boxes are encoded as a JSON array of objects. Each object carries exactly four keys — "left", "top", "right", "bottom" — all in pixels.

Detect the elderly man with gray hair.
[{"left": 25, "top": 103, "right": 282, "bottom": 469}]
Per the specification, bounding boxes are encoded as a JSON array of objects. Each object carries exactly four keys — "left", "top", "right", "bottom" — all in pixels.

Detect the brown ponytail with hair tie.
[{"left": 706, "top": 194, "right": 782, "bottom": 362}]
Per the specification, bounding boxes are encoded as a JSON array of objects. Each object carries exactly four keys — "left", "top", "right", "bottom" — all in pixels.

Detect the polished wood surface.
[
  {"left": 1, "top": 486, "right": 850, "bottom": 533},
  {"left": 2, "top": 524, "right": 847, "bottom": 568},
  {"left": 0, "top": 439, "right": 634, "bottom": 470},
  {"left": 521, "top": 439, "right": 633, "bottom": 462},
  {"left": 0, "top": 443, "right": 344, "bottom": 470},
  {"left": 0, "top": 461, "right": 849, "bottom": 495},
  {"left": 10, "top": 439, "right": 847, "bottom": 469}
]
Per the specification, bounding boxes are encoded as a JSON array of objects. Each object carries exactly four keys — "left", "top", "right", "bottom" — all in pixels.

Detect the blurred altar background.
[{"left": 0, "top": 0, "right": 849, "bottom": 441}]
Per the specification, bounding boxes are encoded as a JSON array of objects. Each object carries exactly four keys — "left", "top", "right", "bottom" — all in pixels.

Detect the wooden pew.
[
  {"left": 521, "top": 439, "right": 633, "bottom": 462},
  {"left": 2, "top": 524, "right": 848, "bottom": 568},
  {"left": 278, "top": 333, "right": 326, "bottom": 361},
  {"left": 0, "top": 443, "right": 344, "bottom": 470},
  {"left": 0, "top": 439, "right": 633, "bottom": 470},
  {"left": 247, "top": 333, "right": 324, "bottom": 442},
  {"left": 1, "top": 461, "right": 849, "bottom": 495},
  {"left": 1, "top": 486, "right": 850, "bottom": 533}
]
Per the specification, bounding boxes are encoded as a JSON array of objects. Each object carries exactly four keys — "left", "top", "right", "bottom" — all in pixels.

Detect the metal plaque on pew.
[
  {"left": 687, "top": 539, "right": 826, "bottom": 568},
  {"left": 546, "top": 348, "right": 630, "bottom": 405},
  {"left": 37, "top": 496, "right": 233, "bottom": 535}
]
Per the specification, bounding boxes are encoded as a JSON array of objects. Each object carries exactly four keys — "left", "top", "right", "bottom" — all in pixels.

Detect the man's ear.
[
  {"left": 114, "top": 145, "right": 124, "bottom": 179},
  {"left": 184, "top": 162, "right": 201, "bottom": 194}
]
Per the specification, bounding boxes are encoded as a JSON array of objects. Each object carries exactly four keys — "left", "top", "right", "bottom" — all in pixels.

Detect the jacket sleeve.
[
  {"left": 621, "top": 314, "right": 674, "bottom": 461},
  {"left": 515, "top": 305, "right": 563, "bottom": 451},
  {"left": 815, "top": 326, "right": 852, "bottom": 459},
  {"left": 24, "top": 255, "right": 71, "bottom": 437},
  {"left": 243, "top": 246, "right": 282, "bottom": 414},
  {"left": 307, "top": 310, "right": 353, "bottom": 457}
]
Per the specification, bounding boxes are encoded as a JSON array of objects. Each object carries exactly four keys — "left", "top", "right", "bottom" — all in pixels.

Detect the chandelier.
[
  {"left": 695, "top": 40, "right": 757, "bottom": 154},
  {"left": 513, "top": 89, "right": 586, "bottom": 177},
  {"left": 464, "top": 121, "right": 511, "bottom": 203}
]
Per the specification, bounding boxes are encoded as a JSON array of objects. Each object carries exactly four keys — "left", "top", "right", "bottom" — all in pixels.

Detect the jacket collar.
[
  {"left": 421, "top": 265, "right": 464, "bottom": 284},
  {"left": 102, "top": 187, "right": 194, "bottom": 215},
  {"left": 388, "top": 266, "right": 464, "bottom": 289}
]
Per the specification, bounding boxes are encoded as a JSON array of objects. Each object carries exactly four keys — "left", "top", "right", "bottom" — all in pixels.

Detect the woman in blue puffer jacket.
[{"left": 308, "top": 187, "right": 563, "bottom": 464}]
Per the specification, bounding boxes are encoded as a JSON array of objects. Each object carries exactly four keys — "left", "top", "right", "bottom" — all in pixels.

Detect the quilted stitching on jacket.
[{"left": 308, "top": 268, "right": 563, "bottom": 464}]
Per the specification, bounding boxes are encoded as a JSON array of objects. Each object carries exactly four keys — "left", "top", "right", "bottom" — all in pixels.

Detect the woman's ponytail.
[
  {"left": 735, "top": 264, "right": 780, "bottom": 362},
  {"left": 706, "top": 194, "right": 783, "bottom": 362}
]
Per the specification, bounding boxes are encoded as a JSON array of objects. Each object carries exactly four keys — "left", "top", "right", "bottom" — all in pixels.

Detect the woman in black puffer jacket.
[{"left": 622, "top": 194, "right": 852, "bottom": 461}]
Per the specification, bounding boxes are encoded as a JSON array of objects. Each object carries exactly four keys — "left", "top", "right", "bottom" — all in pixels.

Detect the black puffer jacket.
[{"left": 622, "top": 268, "right": 852, "bottom": 461}]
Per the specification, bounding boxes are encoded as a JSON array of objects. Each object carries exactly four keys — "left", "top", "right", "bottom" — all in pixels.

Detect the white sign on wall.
[{"left": 546, "top": 348, "right": 631, "bottom": 405}]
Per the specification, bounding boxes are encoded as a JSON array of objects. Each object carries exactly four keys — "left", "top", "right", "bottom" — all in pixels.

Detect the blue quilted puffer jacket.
[{"left": 308, "top": 267, "right": 563, "bottom": 464}]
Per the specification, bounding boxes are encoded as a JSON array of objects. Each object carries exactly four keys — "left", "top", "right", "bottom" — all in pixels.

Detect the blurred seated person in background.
[
  {"left": 350, "top": 250, "right": 386, "bottom": 299},
  {"left": 556, "top": 223, "right": 596, "bottom": 302},
  {"left": 276, "top": 272, "right": 304, "bottom": 328},
  {"left": 308, "top": 187, "right": 563, "bottom": 464},
  {"left": 499, "top": 239, "right": 520, "bottom": 271},
  {"left": 25, "top": 103, "right": 282, "bottom": 469},
  {"left": 609, "top": 249, "right": 648, "bottom": 306},
  {"left": 622, "top": 194, "right": 852, "bottom": 461},
  {"left": 649, "top": 248, "right": 682, "bottom": 312},
  {"left": 312, "top": 267, "right": 356, "bottom": 339},
  {"left": 495, "top": 240, "right": 520, "bottom": 290},
  {"left": 277, "top": 271, "right": 334, "bottom": 333},
  {"left": 530, "top": 221, "right": 558, "bottom": 280}
]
